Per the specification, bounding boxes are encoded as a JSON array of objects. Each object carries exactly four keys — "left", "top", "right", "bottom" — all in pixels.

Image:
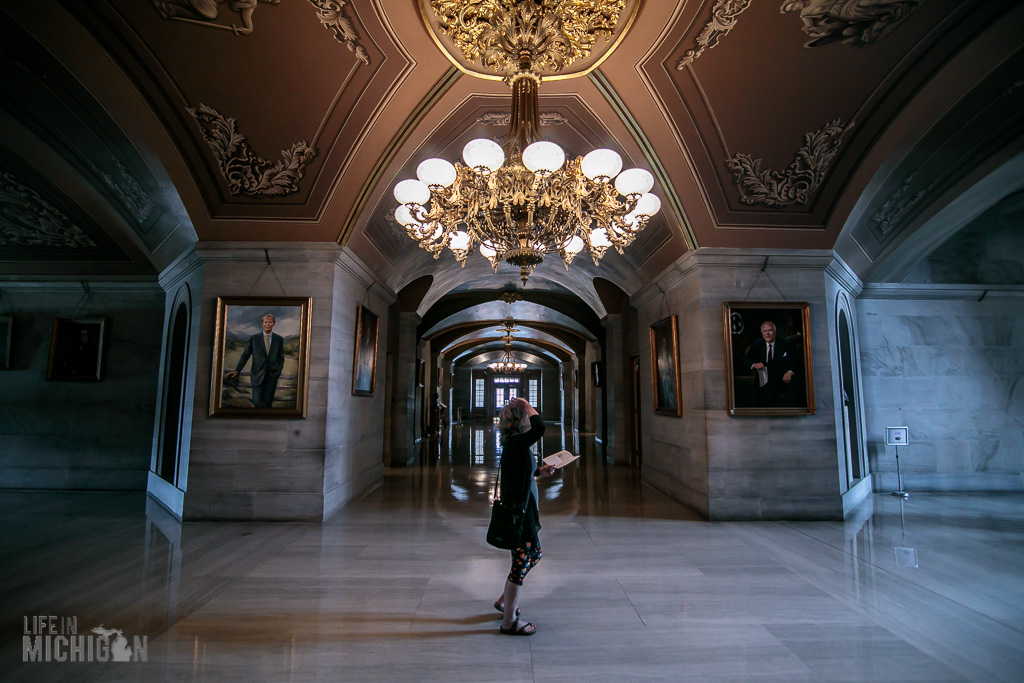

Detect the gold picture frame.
[
  {"left": 723, "top": 301, "right": 815, "bottom": 416},
  {"left": 46, "top": 317, "right": 105, "bottom": 381},
  {"left": 209, "top": 296, "right": 312, "bottom": 418},
  {"left": 649, "top": 314, "right": 682, "bottom": 417},
  {"left": 352, "top": 304, "right": 379, "bottom": 396}
]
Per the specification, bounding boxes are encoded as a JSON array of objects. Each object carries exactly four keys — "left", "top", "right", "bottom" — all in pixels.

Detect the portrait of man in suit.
[
  {"left": 725, "top": 302, "right": 813, "bottom": 415},
  {"left": 741, "top": 320, "right": 797, "bottom": 407},
  {"left": 226, "top": 313, "right": 285, "bottom": 408}
]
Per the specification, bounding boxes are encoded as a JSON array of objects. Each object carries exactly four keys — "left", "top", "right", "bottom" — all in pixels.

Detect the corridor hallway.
[{"left": 2, "top": 424, "right": 1022, "bottom": 682}]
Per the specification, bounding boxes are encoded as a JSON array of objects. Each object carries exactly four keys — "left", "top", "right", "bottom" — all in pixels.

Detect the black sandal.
[{"left": 499, "top": 617, "right": 537, "bottom": 636}]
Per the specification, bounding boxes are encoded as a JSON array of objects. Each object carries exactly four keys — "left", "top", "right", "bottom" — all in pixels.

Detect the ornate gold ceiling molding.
[
  {"left": 0, "top": 172, "right": 96, "bottom": 248},
  {"left": 187, "top": 103, "right": 317, "bottom": 198},
  {"left": 726, "top": 119, "right": 853, "bottom": 207},
  {"left": 151, "top": 0, "right": 369, "bottom": 63},
  {"left": 420, "top": 0, "right": 639, "bottom": 81},
  {"left": 781, "top": 0, "right": 928, "bottom": 48},
  {"left": 675, "top": 0, "right": 752, "bottom": 70},
  {"left": 476, "top": 112, "right": 568, "bottom": 126}
]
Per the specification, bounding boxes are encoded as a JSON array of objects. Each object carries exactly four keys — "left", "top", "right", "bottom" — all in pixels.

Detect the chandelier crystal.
[{"left": 394, "top": 0, "right": 660, "bottom": 284}]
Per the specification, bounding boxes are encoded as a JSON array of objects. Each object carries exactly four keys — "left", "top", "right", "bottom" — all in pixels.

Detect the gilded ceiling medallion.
[{"left": 422, "top": 0, "right": 639, "bottom": 81}]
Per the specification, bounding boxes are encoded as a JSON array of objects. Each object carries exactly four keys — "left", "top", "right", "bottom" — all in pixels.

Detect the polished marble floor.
[{"left": 2, "top": 422, "right": 1023, "bottom": 682}]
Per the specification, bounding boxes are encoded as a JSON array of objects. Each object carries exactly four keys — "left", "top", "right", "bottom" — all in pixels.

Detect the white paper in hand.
[{"left": 543, "top": 450, "right": 580, "bottom": 469}]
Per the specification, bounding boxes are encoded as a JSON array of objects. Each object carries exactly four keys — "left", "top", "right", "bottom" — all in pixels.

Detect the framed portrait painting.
[
  {"left": 46, "top": 317, "right": 105, "bottom": 381},
  {"left": 352, "top": 304, "right": 379, "bottom": 396},
  {"left": 0, "top": 316, "right": 11, "bottom": 371},
  {"left": 649, "top": 315, "right": 682, "bottom": 417},
  {"left": 210, "top": 297, "right": 311, "bottom": 418},
  {"left": 723, "top": 301, "right": 814, "bottom": 416}
]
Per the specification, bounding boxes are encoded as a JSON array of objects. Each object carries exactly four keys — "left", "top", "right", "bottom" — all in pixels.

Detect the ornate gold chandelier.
[
  {"left": 394, "top": 0, "right": 660, "bottom": 285},
  {"left": 489, "top": 318, "right": 528, "bottom": 372}
]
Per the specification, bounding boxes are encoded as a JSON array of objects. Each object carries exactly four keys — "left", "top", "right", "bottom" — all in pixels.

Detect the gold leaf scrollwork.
[
  {"left": 676, "top": 0, "right": 752, "bottom": 70},
  {"left": 430, "top": 0, "right": 626, "bottom": 77},
  {"left": 725, "top": 119, "right": 853, "bottom": 207},
  {"left": 187, "top": 103, "right": 317, "bottom": 198}
]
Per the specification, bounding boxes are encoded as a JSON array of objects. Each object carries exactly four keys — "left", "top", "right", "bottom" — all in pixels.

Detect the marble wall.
[
  {"left": 183, "top": 244, "right": 392, "bottom": 521},
  {"left": 634, "top": 249, "right": 845, "bottom": 520},
  {"left": 0, "top": 282, "right": 164, "bottom": 490},
  {"left": 858, "top": 292, "right": 1024, "bottom": 491}
]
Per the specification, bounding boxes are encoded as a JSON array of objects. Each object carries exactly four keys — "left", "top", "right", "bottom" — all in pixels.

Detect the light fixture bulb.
[
  {"left": 581, "top": 149, "right": 622, "bottom": 180},
  {"left": 395, "top": 205, "right": 420, "bottom": 226},
  {"left": 462, "top": 138, "right": 504, "bottom": 172},
  {"left": 590, "top": 227, "right": 611, "bottom": 248},
  {"left": 615, "top": 168, "right": 654, "bottom": 197},
  {"left": 417, "top": 158, "right": 457, "bottom": 187},
  {"left": 634, "top": 192, "right": 661, "bottom": 217},
  {"left": 522, "top": 141, "right": 565, "bottom": 174},
  {"left": 564, "top": 235, "right": 584, "bottom": 255},
  {"left": 394, "top": 179, "right": 430, "bottom": 206}
]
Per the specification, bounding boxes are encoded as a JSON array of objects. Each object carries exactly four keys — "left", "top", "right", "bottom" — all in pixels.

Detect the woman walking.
[{"left": 493, "top": 397, "right": 555, "bottom": 636}]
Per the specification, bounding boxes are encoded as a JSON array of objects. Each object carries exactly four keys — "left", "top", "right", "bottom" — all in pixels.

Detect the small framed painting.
[
  {"left": 723, "top": 302, "right": 814, "bottom": 416},
  {"left": 649, "top": 315, "right": 682, "bottom": 417},
  {"left": 46, "top": 317, "right": 105, "bottom": 381},
  {"left": 352, "top": 304, "right": 379, "bottom": 396}
]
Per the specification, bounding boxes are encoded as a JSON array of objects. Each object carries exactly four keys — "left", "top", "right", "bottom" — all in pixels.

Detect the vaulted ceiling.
[{"left": 2, "top": 0, "right": 1022, "bottom": 361}]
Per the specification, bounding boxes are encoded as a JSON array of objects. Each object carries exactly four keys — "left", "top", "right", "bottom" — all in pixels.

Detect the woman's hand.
[{"left": 538, "top": 464, "right": 557, "bottom": 477}]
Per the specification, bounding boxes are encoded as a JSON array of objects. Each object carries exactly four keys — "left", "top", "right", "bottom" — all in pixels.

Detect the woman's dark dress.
[{"left": 499, "top": 414, "right": 545, "bottom": 545}]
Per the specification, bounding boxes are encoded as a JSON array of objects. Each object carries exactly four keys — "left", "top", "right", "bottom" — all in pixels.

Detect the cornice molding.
[
  {"left": 158, "top": 248, "right": 204, "bottom": 290},
  {"left": 825, "top": 254, "right": 864, "bottom": 297},
  {"left": 859, "top": 283, "right": 1024, "bottom": 300},
  {"left": 632, "top": 248, "right": 835, "bottom": 309}
]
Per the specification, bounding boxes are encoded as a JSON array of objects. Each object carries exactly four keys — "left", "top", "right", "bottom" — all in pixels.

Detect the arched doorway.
[
  {"left": 157, "top": 302, "right": 189, "bottom": 484},
  {"left": 837, "top": 306, "right": 865, "bottom": 486}
]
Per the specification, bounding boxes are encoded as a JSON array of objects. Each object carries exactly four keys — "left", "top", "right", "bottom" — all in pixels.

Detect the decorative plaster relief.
[
  {"left": 476, "top": 112, "right": 568, "bottom": 126},
  {"left": 0, "top": 172, "right": 97, "bottom": 248},
  {"left": 88, "top": 158, "right": 154, "bottom": 224},
  {"left": 151, "top": 0, "right": 369, "bottom": 63},
  {"left": 151, "top": 0, "right": 278, "bottom": 36},
  {"left": 870, "top": 172, "right": 933, "bottom": 236},
  {"left": 308, "top": 1, "right": 370, "bottom": 65},
  {"left": 188, "top": 103, "right": 317, "bottom": 198},
  {"left": 780, "top": 0, "right": 927, "bottom": 48},
  {"left": 675, "top": 0, "right": 752, "bottom": 70},
  {"left": 726, "top": 119, "right": 853, "bottom": 207}
]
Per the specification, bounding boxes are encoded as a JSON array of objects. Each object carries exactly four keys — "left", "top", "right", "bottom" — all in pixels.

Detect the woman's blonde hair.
[{"left": 497, "top": 402, "right": 529, "bottom": 441}]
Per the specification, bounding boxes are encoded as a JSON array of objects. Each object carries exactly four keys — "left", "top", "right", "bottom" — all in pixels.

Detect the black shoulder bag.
[{"left": 486, "top": 464, "right": 526, "bottom": 550}]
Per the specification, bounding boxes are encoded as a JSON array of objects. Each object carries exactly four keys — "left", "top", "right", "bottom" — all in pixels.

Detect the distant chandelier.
[
  {"left": 489, "top": 318, "right": 528, "bottom": 372},
  {"left": 393, "top": 0, "right": 660, "bottom": 285}
]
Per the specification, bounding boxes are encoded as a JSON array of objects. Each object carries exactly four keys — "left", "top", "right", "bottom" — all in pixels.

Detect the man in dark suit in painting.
[
  {"left": 741, "top": 320, "right": 797, "bottom": 407},
  {"left": 226, "top": 313, "right": 285, "bottom": 408}
]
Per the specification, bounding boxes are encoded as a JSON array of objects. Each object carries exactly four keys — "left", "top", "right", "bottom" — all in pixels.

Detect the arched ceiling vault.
[{"left": 2, "top": 0, "right": 1022, "bottom": 297}]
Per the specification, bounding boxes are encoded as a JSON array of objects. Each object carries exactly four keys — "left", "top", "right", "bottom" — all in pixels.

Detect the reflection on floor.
[{"left": 2, "top": 421, "right": 1022, "bottom": 682}]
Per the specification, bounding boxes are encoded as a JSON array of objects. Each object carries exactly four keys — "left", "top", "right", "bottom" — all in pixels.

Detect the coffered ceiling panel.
[
  {"left": 640, "top": 0, "right": 1019, "bottom": 244},
  {"left": 66, "top": 0, "right": 412, "bottom": 224}
]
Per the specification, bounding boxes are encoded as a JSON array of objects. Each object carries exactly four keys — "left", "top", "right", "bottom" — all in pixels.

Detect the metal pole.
[{"left": 891, "top": 445, "right": 909, "bottom": 498}]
